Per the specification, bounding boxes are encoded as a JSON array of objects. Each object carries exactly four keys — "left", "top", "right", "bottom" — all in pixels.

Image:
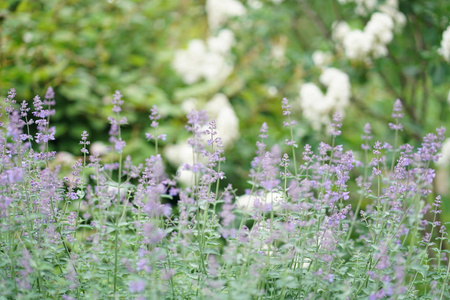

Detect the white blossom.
[
  {"left": 176, "top": 166, "right": 195, "bottom": 186},
  {"left": 207, "top": 29, "right": 235, "bottom": 54},
  {"left": 312, "top": 50, "right": 333, "bottom": 67},
  {"left": 206, "top": 0, "right": 246, "bottom": 31},
  {"left": 271, "top": 43, "right": 286, "bottom": 62},
  {"left": 164, "top": 141, "right": 195, "bottom": 167},
  {"left": 341, "top": 13, "right": 395, "bottom": 61},
  {"left": 90, "top": 142, "right": 109, "bottom": 156},
  {"left": 173, "top": 30, "right": 236, "bottom": 84},
  {"left": 332, "top": 21, "right": 351, "bottom": 43},
  {"left": 202, "top": 52, "right": 234, "bottom": 82},
  {"left": 180, "top": 97, "right": 199, "bottom": 114},
  {"left": 54, "top": 151, "right": 76, "bottom": 166},
  {"left": 320, "top": 68, "right": 351, "bottom": 110},
  {"left": 267, "top": 86, "right": 278, "bottom": 96},
  {"left": 172, "top": 40, "right": 208, "bottom": 84},
  {"left": 335, "top": 0, "right": 405, "bottom": 62},
  {"left": 247, "top": 0, "right": 263, "bottom": 9},
  {"left": 438, "top": 25, "right": 450, "bottom": 62},
  {"left": 299, "top": 83, "right": 332, "bottom": 130},
  {"left": 365, "top": 12, "right": 394, "bottom": 44},
  {"left": 343, "top": 29, "right": 373, "bottom": 61},
  {"left": 437, "top": 138, "right": 450, "bottom": 167},
  {"left": 378, "top": 0, "right": 406, "bottom": 28},
  {"left": 355, "top": 0, "right": 377, "bottom": 16},
  {"left": 236, "top": 191, "right": 284, "bottom": 212},
  {"left": 299, "top": 68, "right": 351, "bottom": 130}
]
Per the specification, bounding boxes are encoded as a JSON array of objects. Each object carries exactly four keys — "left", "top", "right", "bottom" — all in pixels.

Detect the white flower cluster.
[
  {"left": 437, "top": 138, "right": 450, "bottom": 167},
  {"left": 235, "top": 191, "right": 284, "bottom": 212},
  {"left": 172, "top": 30, "right": 236, "bottom": 84},
  {"left": 312, "top": 50, "right": 333, "bottom": 68},
  {"left": 338, "top": 0, "right": 405, "bottom": 24},
  {"left": 298, "top": 68, "right": 351, "bottom": 130},
  {"left": 333, "top": 1, "right": 405, "bottom": 62},
  {"left": 165, "top": 94, "right": 240, "bottom": 185},
  {"left": 206, "top": 0, "right": 246, "bottom": 31},
  {"left": 438, "top": 25, "right": 450, "bottom": 62}
]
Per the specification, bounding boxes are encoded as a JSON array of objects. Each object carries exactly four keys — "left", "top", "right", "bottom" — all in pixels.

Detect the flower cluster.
[
  {"left": 298, "top": 68, "right": 351, "bottom": 130},
  {"left": 438, "top": 24, "right": 450, "bottom": 62},
  {"left": 1, "top": 89, "right": 449, "bottom": 299},
  {"left": 333, "top": 0, "right": 405, "bottom": 62},
  {"left": 172, "top": 30, "right": 236, "bottom": 84},
  {"left": 165, "top": 93, "right": 239, "bottom": 185},
  {"left": 205, "top": 0, "right": 246, "bottom": 31}
]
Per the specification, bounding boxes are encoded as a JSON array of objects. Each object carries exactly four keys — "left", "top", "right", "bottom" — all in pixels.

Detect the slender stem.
[{"left": 113, "top": 152, "right": 123, "bottom": 295}]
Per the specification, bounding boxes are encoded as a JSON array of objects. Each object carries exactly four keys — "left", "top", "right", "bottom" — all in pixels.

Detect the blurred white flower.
[
  {"left": 299, "top": 83, "right": 331, "bottom": 130},
  {"left": 312, "top": 50, "right": 333, "bottom": 67},
  {"left": 204, "top": 93, "right": 230, "bottom": 116},
  {"left": 180, "top": 97, "right": 199, "bottom": 114},
  {"left": 354, "top": 0, "right": 377, "bottom": 16},
  {"left": 378, "top": 0, "right": 406, "bottom": 28},
  {"left": 236, "top": 191, "right": 284, "bottom": 212},
  {"left": 365, "top": 12, "right": 394, "bottom": 44},
  {"left": 299, "top": 68, "right": 351, "bottom": 130},
  {"left": 23, "top": 32, "right": 33, "bottom": 43},
  {"left": 271, "top": 44, "right": 286, "bottom": 61},
  {"left": 267, "top": 86, "right": 278, "bottom": 96},
  {"left": 90, "top": 141, "right": 109, "bottom": 156},
  {"left": 438, "top": 25, "right": 450, "bottom": 62},
  {"left": 343, "top": 29, "right": 373, "bottom": 60},
  {"left": 207, "top": 29, "right": 235, "bottom": 54},
  {"left": 341, "top": 12, "right": 394, "bottom": 61},
  {"left": 203, "top": 52, "right": 234, "bottom": 82},
  {"left": 164, "top": 141, "right": 194, "bottom": 167},
  {"left": 206, "top": 0, "right": 246, "bottom": 31},
  {"left": 437, "top": 138, "right": 450, "bottom": 167},
  {"left": 176, "top": 166, "right": 195, "bottom": 186},
  {"left": 320, "top": 68, "right": 351, "bottom": 110},
  {"left": 247, "top": 0, "right": 263, "bottom": 9},
  {"left": 173, "top": 40, "right": 208, "bottom": 84},
  {"left": 332, "top": 21, "right": 351, "bottom": 43},
  {"left": 173, "top": 30, "right": 235, "bottom": 84},
  {"left": 54, "top": 151, "right": 76, "bottom": 166},
  {"left": 106, "top": 181, "right": 134, "bottom": 196}
]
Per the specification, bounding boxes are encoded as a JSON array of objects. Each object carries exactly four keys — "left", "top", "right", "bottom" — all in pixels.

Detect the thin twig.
[{"left": 297, "top": 0, "right": 332, "bottom": 40}]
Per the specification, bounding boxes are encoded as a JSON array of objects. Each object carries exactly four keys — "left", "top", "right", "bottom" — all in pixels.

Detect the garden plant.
[
  {"left": 0, "top": 88, "right": 448, "bottom": 299},
  {"left": 1, "top": 0, "right": 449, "bottom": 299}
]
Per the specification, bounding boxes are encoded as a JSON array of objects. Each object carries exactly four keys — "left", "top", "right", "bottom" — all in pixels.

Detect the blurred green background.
[{"left": 1, "top": 0, "right": 449, "bottom": 220}]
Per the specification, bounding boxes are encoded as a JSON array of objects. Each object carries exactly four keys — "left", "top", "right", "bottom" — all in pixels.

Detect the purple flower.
[
  {"left": 329, "top": 111, "right": 342, "bottom": 136},
  {"left": 149, "top": 105, "right": 161, "bottom": 127},
  {"left": 45, "top": 86, "right": 55, "bottom": 99},
  {"left": 391, "top": 99, "right": 404, "bottom": 119},
  {"left": 114, "top": 139, "right": 126, "bottom": 153},
  {"left": 112, "top": 90, "right": 123, "bottom": 113},
  {"left": 136, "top": 258, "right": 152, "bottom": 273},
  {"left": 259, "top": 122, "right": 269, "bottom": 139},
  {"left": 129, "top": 279, "right": 146, "bottom": 293}
]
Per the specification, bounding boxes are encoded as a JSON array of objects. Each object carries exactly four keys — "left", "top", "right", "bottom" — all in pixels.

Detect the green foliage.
[{"left": 1, "top": 0, "right": 450, "bottom": 218}]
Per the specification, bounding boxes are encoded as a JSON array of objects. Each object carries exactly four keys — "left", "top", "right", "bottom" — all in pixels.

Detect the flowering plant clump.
[{"left": 0, "top": 89, "right": 449, "bottom": 299}]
